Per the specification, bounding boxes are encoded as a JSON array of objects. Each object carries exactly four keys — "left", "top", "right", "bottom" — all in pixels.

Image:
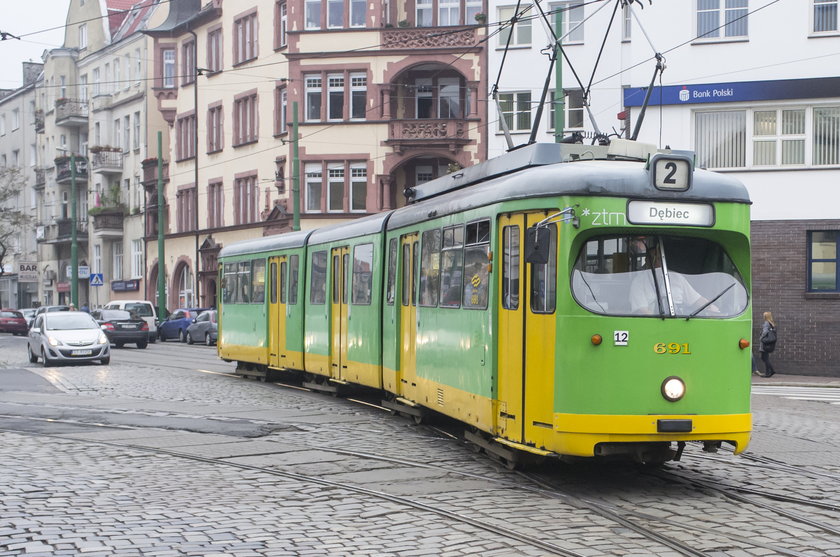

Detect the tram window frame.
[
  {"left": 530, "top": 224, "right": 557, "bottom": 314},
  {"left": 401, "top": 242, "right": 411, "bottom": 306},
  {"left": 270, "top": 262, "right": 278, "bottom": 304},
  {"left": 279, "top": 261, "right": 287, "bottom": 304},
  {"left": 238, "top": 261, "right": 252, "bottom": 303},
  {"left": 502, "top": 225, "right": 520, "bottom": 310},
  {"left": 310, "top": 250, "right": 328, "bottom": 305},
  {"left": 386, "top": 238, "right": 397, "bottom": 305},
  {"left": 352, "top": 243, "right": 374, "bottom": 305},
  {"left": 251, "top": 259, "right": 266, "bottom": 304},
  {"left": 439, "top": 225, "right": 464, "bottom": 308},
  {"left": 222, "top": 262, "right": 237, "bottom": 304},
  {"left": 343, "top": 253, "right": 350, "bottom": 304},
  {"left": 289, "top": 255, "right": 300, "bottom": 304},
  {"left": 412, "top": 240, "right": 419, "bottom": 306},
  {"left": 419, "top": 228, "right": 441, "bottom": 307},
  {"left": 333, "top": 254, "right": 341, "bottom": 304},
  {"left": 463, "top": 218, "right": 491, "bottom": 310}
]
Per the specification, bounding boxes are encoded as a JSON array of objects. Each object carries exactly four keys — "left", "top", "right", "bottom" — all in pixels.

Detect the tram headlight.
[{"left": 661, "top": 376, "right": 686, "bottom": 402}]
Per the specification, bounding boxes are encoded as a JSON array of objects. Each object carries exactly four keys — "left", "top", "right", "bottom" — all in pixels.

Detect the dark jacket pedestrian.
[{"left": 757, "top": 311, "right": 777, "bottom": 377}]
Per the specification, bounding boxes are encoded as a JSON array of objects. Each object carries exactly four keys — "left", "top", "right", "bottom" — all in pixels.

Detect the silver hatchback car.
[{"left": 28, "top": 311, "right": 111, "bottom": 366}]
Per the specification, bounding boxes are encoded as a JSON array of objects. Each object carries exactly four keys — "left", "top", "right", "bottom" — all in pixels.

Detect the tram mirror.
[{"left": 525, "top": 226, "right": 550, "bottom": 264}]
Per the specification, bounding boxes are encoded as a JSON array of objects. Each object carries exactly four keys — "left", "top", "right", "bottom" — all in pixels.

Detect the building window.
[
  {"left": 306, "top": 0, "right": 321, "bottom": 28},
  {"left": 350, "top": 163, "right": 366, "bottom": 212},
  {"left": 327, "top": 164, "right": 344, "bottom": 212},
  {"left": 622, "top": 4, "right": 631, "bottom": 40},
  {"left": 177, "top": 187, "right": 197, "bottom": 232},
  {"left": 113, "top": 242, "right": 124, "bottom": 280},
  {"left": 697, "top": 0, "right": 748, "bottom": 40},
  {"left": 498, "top": 91, "right": 532, "bottom": 133},
  {"left": 327, "top": 74, "right": 345, "bottom": 120},
  {"left": 92, "top": 67, "right": 101, "bottom": 96},
  {"left": 79, "top": 75, "right": 88, "bottom": 101},
  {"left": 113, "top": 118, "right": 121, "bottom": 149},
  {"left": 498, "top": 5, "right": 532, "bottom": 45},
  {"left": 208, "top": 104, "right": 224, "bottom": 153},
  {"left": 233, "top": 92, "right": 258, "bottom": 145},
  {"left": 305, "top": 163, "right": 323, "bottom": 212},
  {"left": 351, "top": 0, "right": 366, "bottom": 26},
  {"left": 182, "top": 41, "right": 196, "bottom": 85},
  {"left": 809, "top": 232, "right": 840, "bottom": 291},
  {"left": 207, "top": 28, "right": 223, "bottom": 73},
  {"left": 277, "top": 2, "right": 288, "bottom": 47},
  {"left": 553, "top": 1, "right": 584, "bottom": 43},
  {"left": 135, "top": 48, "right": 142, "bottom": 82},
  {"left": 275, "top": 86, "right": 288, "bottom": 134},
  {"left": 162, "top": 49, "right": 176, "bottom": 88},
  {"left": 234, "top": 11, "right": 258, "bottom": 64},
  {"left": 123, "top": 115, "right": 130, "bottom": 152},
  {"left": 305, "top": 75, "right": 322, "bottom": 121},
  {"left": 304, "top": 161, "right": 368, "bottom": 213},
  {"left": 176, "top": 113, "right": 197, "bottom": 160},
  {"left": 696, "top": 106, "right": 840, "bottom": 169},
  {"left": 79, "top": 23, "right": 87, "bottom": 49},
  {"left": 131, "top": 239, "right": 143, "bottom": 278},
  {"left": 11, "top": 108, "right": 20, "bottom": 131},
  {"left": 133, "top": 111, "right": 141, "bottom": 150},
  {"left": 350, "top": 73, "right": 367, "bottom": 119},
  {"left": 813, "top": 0, "right": 839, "bottom": 32},
  {"left": 124, "top": 54, "right": 131, "bottom": 89},
  {"left": 414, "top": 0, "right": 477, "bottom": 26},
  {"left": 549, "top": 89, "right": 584, "bottom": 131},
  {"left": 234, "top": 174, "right": 258, "bottom": 224},
  {"left": 208, "top": 181, "right": 224, "bottom": 228},
  {"left": 305, "top": 71, "right": 367, "bottom": 122},
  {"left": 328, "top": 0, "right": 343, "bottom": 27},
  {"left": 94, "top": 244, "right": 102, "bottom": 275}
]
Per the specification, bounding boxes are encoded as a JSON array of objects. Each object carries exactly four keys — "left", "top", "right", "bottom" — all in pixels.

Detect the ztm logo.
[{"left": 679, "top": 86, "right": 690, "bottom": 102}]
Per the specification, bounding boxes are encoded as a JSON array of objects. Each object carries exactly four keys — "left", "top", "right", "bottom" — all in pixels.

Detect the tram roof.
[
  {"left": 307, "top": 211, "right": 392, "bottom": 245},
  {"left": 218, "top": 229, "right": 313, "bottom": 258},
  {"left": 387, "top": 158, "right": 750, "bottom": 230}
]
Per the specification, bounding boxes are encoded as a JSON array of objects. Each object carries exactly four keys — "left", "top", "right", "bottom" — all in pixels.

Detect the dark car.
[
  {"left": 0, "top": 309, "right": 28, "bottom": 335},
  {"left": 186, "top": 310, "right": 217, "bottom": 345},
  {"left": 159, "top": 308, "right": 209, "bottom": 342},
  {"left": 92, "top": 309, "right": 149, "bottom": 349}
]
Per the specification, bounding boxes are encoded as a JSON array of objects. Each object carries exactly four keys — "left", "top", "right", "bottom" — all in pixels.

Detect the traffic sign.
[{"left": 89, "top": 273, "right": 104, "bottom": 287}]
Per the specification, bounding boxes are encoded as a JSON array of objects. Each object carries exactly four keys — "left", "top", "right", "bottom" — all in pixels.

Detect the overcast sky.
[{"left": 1, "top": 2, "right": 70, "bottom": 89}]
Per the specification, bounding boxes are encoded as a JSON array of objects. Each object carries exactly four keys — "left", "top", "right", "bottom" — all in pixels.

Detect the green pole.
[
  {"left": 70, "top": 153, "right": 78, "bottom": 306},
  {"left": 291, "top": 101, "right": 301, "bottom": 232},
  {"left": 157, "top": 131, "right": 166, "bottom": 320},
  {"left": 553, "top": 9, "right": 564, "bottom": 142}
]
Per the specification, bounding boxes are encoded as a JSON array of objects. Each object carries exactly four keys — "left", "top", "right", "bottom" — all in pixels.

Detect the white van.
[{"left": 103, "top": 300, "right": 159, "bottom": 343}]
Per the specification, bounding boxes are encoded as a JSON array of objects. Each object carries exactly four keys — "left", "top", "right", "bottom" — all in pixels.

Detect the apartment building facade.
[
  {"left": 486, "top": 0, "right": 840, "bottom": 376},
  {"left": 144, "top": 0, "right": 488, "bottom": 310}
]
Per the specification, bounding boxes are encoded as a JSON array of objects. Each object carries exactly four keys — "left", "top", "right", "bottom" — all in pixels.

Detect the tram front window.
[{"left": 572, "top": 235, "right": 748, "bottom": 318}]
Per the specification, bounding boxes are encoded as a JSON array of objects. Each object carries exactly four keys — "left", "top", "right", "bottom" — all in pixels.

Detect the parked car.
[
  {"left": 103, "top": 300, "right": 159, "bottom": 343},
  {"left": 159, "top": 308, "right": 209, "bottom": 342},
  {"left": 92, "top": 309, "right": 149, "bottom": 349},
  {"left": 19, "top": 308, "right": 36, "bottom": 327},
  {"left": 186, "top": 310, "right": 217, "bottom": 345},
  {"left": 27, "top": 311, "right": 110, "bottom": 366},
  {"left": 29, "top": 305, "right": 70, "bottom": 328},
  {"left": 0, "top": 309, "right": 28, "bottom": 335}
]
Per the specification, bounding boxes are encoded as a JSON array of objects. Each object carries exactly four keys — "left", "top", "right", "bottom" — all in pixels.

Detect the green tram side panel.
[
  {"left": 303, "top": 248, "right": 330, "bottom": 361},
  {"left": 553, "top": 197, "right": 752, "bottom": 417},
  {"left": 346, "top": 234, "right": 384, "bottom": 368},
  {"left": 283, "top": 246, "right": 308, "bottom": 356}
]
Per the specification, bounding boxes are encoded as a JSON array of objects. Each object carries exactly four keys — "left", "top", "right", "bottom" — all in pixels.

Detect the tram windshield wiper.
[{"left": 687, "top": 282, "right": 735, "bottom": 320}]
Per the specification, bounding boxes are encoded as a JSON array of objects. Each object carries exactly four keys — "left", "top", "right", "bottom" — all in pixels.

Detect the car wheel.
[
  {"left": 149, "top": 334, "right": 156, "bottom": 344},
  {"left": 159, "top": 330, "right": 166, "bottom": 342},
  {"left": 179, "top": 329, "right": 186, "bottom": 343},
  {"left": 205, "top": 333, "right": 212, "bottom": 346},
  {"left": 186, "top": 331, "right": 194, "bottom": 345},
  {"left": 27, "top": 343, "right": 38, "bottom": 363},
  {"left": 137, "top": 340, "right": 148, "bottom": 349},
  {"left": 41, "top": 347, "right": 54, "bottom": 367},
  {"left": 100, "top": 356, "right": 110, "bottom": 365}
]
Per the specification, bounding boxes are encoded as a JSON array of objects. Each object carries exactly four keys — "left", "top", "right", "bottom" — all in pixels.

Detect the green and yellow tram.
[{"left": 218, "top": 140, "right": 752, "bottom": 465}]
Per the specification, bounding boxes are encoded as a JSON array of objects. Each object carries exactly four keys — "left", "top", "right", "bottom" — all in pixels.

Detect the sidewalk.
[{"left": 751, "top": 372, "right": 840, "bottom": 388}]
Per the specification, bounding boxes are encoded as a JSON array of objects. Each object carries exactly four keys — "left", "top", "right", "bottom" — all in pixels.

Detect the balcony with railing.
[
  {"left": 90, "top": 148, "right": 124, "bottom": 175},
  {"left": 91, "top": 208, "right": 125, "bottom": 239},
  {"left": 386, "top": 119, "right": 471, "bottom": 153},
  {"left": 34, "top": 109, "right": 45, "bottom": 133},
  {"left": 36, "top": 219, "right": 89, "bottom": 245},
  {"left": 55, "top": 156, "right": 88, "bottom": 184},
  {"left": 54, "top": 98, "right": 89, "bottom": 127},
  {"left": 33, "top": 167, "right": 46, "bottom": 189}
]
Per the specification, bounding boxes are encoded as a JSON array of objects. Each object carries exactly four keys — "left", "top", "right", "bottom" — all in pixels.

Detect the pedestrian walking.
[{"left": 758, "top": 311, "right": 777, "bottom": 377}]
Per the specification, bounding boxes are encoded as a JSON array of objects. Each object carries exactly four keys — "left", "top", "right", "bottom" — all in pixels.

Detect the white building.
[{"left": 486, "top": 0, "right": 840, "bottom": 375}]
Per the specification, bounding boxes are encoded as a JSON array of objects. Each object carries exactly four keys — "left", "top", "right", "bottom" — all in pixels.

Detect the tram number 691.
[{"left": 654, "top": 342, "right": 691, "bottom": 355}]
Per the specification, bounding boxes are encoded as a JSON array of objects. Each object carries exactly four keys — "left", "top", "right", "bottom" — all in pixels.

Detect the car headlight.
[
  {"left": 98, "top": 333, "right": 108, "bottom": 344},
  {"left": 661, "top": 376, "right": 686, "bottom": 402},
  {"left": 47, "top": 335, "right": 60, "bottom": 347}
]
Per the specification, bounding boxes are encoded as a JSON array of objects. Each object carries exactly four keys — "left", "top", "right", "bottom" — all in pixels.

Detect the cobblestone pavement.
[{"left": 1, "top": 338, "right": 839, "bottom": 556}]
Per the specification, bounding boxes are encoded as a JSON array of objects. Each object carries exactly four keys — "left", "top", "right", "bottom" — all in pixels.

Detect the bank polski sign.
[{"left": 627, "top": 201, "right": 714, "bottom": 227}]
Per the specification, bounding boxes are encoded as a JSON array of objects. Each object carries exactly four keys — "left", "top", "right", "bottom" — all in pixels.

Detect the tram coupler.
[
  {"left": 702, "top": 441, "right": 721, "bottom": 453},
  {"left": 674, "top": 441, "right": 686, "bottom": 461}
]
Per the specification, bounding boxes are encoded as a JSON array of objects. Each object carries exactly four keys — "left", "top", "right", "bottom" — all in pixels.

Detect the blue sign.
[
  {"left": 89, "top": 273, "right": 104, "bottom": 287},
  {"left": 111, "top": 280, "right": 140, "bottom": 292},
  {"left": 623, "top": 76, "right": 840, "bottom": 107}
]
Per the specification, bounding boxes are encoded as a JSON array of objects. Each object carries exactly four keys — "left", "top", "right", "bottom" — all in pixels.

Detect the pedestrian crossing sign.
[{"left": 90, "top": 273, "right": 104, "bottom": 287}]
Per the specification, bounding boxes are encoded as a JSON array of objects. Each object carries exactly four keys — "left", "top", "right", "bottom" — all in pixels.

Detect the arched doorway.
[{"left": 173, "top": 262, "right": 195, "bottom": 308}]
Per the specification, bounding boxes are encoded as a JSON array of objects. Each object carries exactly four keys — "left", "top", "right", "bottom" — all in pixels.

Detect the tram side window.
[
  {"left": 386, "top": 238, "right": 397, "bottom": 305},
  {"left": 223, "top": 263, "right": 237, "bottom": 304},
  {"left": 439, "top": 225, "right": 464, "bottom": 308},
  {"left": 502, "top": 225, "right": 520, "bottom": 310},
  {"left": 279, "top": 261, "right": 287, "bottom": 304},
  {"left": 352, "top": 243, "right": 373, "bottom": 305},
  {"left": 310, "top": 251, "right": 327, "bottom": 304},
  {"left": 238, "top": 261, "right": 251, "bottom": 303},
  {"left": 289, "top": 255, "right": 299, "bottom": 304},
  {"left": 252, "top": 259, "right": 266, "bottom": 303},
  {"left": 531, "top": 224, "right": 557, "bottom": 314},
  {"left": 419, "top": 229, "right": 441, "bottom": 307},
  {"left": 333, "top": 254, "right": 341, "bottom": 304},
  {"left": 270, "top": 262, "right": 278, "bottom": 304},
  {"left": 463, "top": 219, "right": 491, "bottom": 310},
  {"left": 401, "top": 243, "right": 411, "bottom": 306}
]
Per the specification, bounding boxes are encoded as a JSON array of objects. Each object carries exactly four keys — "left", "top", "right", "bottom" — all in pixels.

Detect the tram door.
[
  {"left": 397, "top": 233, "right": 419, "bottom": 401},
  {"left": 497, "top": 213, "right": 557, "bottom": 447},
  {"left": 330, "top": 247, "right": 350, "bottom": 381},
  {"left": 268, "top": 256, "right": 288, "bottom": 369}
]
